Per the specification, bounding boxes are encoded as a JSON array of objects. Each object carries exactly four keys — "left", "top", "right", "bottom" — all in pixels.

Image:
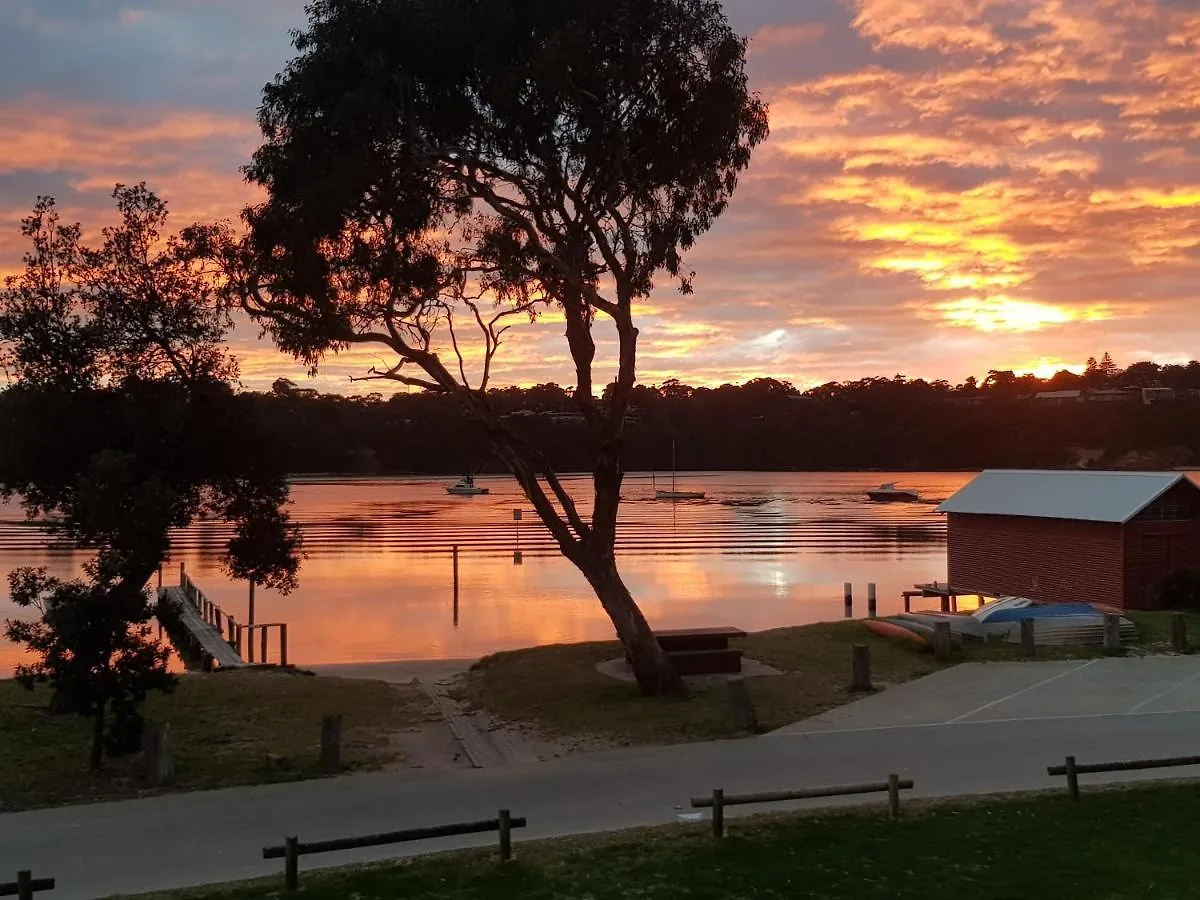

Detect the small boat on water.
[
  {"left": 866, "top": 482, "right": 920, "bottom": 502},
  {"left": 446, "top": 476, "right": 489, "bottom": 496},
  {"left": 655, "top": 440, "right": 705, "bottom": 500}
]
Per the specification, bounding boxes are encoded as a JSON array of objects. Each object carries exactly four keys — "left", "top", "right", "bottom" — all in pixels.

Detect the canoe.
[
  {"left": 864, "top": 618, "right": 929, "bottom": 649},
  {"left": 888, "top": 617, "right": 962, "bottom": 648}
]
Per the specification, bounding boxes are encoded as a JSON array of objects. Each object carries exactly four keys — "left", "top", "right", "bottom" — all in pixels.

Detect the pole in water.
[
  {"left": 452, "top": 545, "right": 460, "bottom": 627},
  {"left": 843, "top": 582, "right": 853, "bottom": 618},
  {"left": 867, "top": 582, "right": 877, "bottom": 618}
]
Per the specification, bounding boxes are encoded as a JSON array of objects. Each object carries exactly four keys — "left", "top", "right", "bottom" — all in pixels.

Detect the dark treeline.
[{"left": 102, "top": 353, "right": 1200, "bottom": 476}]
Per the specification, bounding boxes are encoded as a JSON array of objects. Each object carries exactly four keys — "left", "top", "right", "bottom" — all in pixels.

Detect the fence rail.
[
  {"left": 0, "top": 871, "right": 54, "bottom": 900},
  {"left": 1048, "top": 754, "right": 1200, "bottom": 802},
  {"left": 262, "top": 811, "right": 526, "bottom": 891},
  {"left": 691, "top": 776, "right": 913, "bottom": 837}
]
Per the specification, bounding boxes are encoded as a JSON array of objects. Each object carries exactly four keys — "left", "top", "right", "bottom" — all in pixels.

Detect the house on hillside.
[{"left": 937, "top": 470, "right": 1200, "bottom": 610}]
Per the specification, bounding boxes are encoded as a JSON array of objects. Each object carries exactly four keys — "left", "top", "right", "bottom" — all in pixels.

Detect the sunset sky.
[{"left": 3, "top": 0, "right": 1200, "bottom": 392}]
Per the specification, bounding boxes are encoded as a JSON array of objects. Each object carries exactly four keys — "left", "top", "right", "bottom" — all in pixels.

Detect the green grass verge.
[
  {"left": 463, "top": 612, "right": 1198, "bottom": 747},
  {"left": 127, "top": 781, "right": 1200, "bottom": 899},
  {"left": 0, "top": 670, "right": 438, "bottom": 811}
]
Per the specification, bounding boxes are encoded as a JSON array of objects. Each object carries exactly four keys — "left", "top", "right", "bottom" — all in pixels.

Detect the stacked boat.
[{"left": 867, "top": 595, "right": 1138, "bottom": 648}]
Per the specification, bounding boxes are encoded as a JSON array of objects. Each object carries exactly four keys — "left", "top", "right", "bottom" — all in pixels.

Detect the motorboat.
[
  {"left": 866, "top": 482, "right": 920, "bottom": 502},
  {"left": 446, "top": 476, "right": 489, "bottom": 496}
]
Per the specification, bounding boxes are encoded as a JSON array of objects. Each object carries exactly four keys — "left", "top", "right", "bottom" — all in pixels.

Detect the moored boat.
[
  {"left": 866, "top": 482, "right": 920, "bottom": 502},
  {"left": 446, "top": 476, "right": 489, "bottom": 496}
]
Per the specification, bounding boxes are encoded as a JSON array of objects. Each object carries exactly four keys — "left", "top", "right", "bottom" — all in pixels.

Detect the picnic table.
[{"left": 625, "top": 626, "right": 746, "bottom": 675}]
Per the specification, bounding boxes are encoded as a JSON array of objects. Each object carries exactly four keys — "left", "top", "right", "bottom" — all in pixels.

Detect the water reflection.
[{"left": 0, "top": 472, "right": 971, "bottom": 671}]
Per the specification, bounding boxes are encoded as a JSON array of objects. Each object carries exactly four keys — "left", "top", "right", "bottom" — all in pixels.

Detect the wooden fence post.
[
  {"left": 887, "top": 773, "right": 901, "bottom": 820},
  {"left": 843, "top": 582, "right": 853, "bottom": 618},
  {"left": 726, "top": 677, "right": 759, "bottom": 732},
  {"left": 320, "top": 714, "right": 343, "bottom": 772},
  {"left": 1103, "top": 615, "right": 1122, "bottom": 653},
  {"left": 851, "top": 644, "right": 872, "bottom": 691},
  {"left": 280, "top": 623, "right": 289, "bottom": 667},
  {"left": 144, "top": 722, "right": 175, "bottom": 786},
  {"left": 498, "top": 809, "right": 513, "bottom": 861},
  {"left": 712, "top": 788, "right": 725, "bottom": 838},
  {"left": 867, "top": 583, "right": 877, "bottom": 618},
  {"left": 1065, "top": 755, "right": 1080, "bottom": 803},
  {"left": 261, "top": 627, "right": 268, "bottom": 665},
  {"left": 933, "top": 621, "right": 952, "bottom": 661},
  {"left": 284, "top": 835, "right": 299, "bottom": 891},
  {"left": 1173, "top": 613, "right": 1189, "bottom": 653},
  {"left": 179, "top": 561, "right": 185, "bottom": 587},
  {"left": 157, "top": 564, "right": 163, "bottom": 590},
  {"left": 1020, "top": 618, "right": 1036, "bottom": 657},
  {"left": 247, "top": 626, "right": 255, "bottom": 664},
  {"left": 16, "top": 870, "right": 31, "bottom": 900}
]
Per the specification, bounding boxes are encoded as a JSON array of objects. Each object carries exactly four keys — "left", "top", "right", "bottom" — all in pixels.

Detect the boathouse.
[{"left": 937, "top": 470, "right": 1200, "bottom": 610}]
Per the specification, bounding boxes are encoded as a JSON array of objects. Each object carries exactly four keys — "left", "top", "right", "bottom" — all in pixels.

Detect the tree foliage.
[
  {"left": 0, "top": 186, "right": 302, "bottom": 767},
  {"left": 197, "top": 0, "right": 768, "bottom": 695}
]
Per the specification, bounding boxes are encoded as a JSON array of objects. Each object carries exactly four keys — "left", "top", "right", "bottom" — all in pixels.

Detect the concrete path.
[
  {"left": 774, "top": 656, "right": 1200, "bottom": 733},
  {"left": 7, "top": 657, "right": 1200, "bottom": 899}
]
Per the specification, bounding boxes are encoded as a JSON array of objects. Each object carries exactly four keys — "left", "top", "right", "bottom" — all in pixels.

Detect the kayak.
[{"left": 864, "top": 618, "right": 929, "bottom": 649}]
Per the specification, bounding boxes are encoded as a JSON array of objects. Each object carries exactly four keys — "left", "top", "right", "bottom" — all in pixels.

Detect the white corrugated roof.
[{"left": 936, "top": 470, "right": 1194, "bottom": 523}]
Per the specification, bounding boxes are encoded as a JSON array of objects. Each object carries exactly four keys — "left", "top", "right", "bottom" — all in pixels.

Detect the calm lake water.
[{"left": 0, "top": 472, "right": 974, "bottom": 672}]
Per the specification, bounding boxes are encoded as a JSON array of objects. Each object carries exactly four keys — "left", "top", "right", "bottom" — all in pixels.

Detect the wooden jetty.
[
  {"left": 158, "top": 565, "right": 288, "bottom": 671},
  {"left": 902, "top": 581, "right": 970, "bottom": 613}
]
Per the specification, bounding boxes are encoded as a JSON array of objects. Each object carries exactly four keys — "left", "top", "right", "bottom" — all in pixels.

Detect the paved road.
[{"left": 6, "top": 705, "right": 1200, "bottom": 899}]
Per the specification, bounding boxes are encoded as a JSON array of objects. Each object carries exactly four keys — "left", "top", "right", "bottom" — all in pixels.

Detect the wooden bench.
[{"left": 624, "top": 627, "right": 747, "bottom": 675}]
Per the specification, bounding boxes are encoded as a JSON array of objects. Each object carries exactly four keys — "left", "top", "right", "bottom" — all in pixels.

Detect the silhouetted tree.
[
  {"left": 0, "top": 187, "right": 302, "bottom": 768},
  {"left": 196, "top": 0, "right": 768, "bottom": 696}
]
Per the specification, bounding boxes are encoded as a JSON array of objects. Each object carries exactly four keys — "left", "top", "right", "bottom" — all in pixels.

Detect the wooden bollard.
[
  {"left": 1020, "top": 618, "right": 1036, "bottom": 657},
  {"left": 261, "top": 627, "right": 268, "bottom": 665},
  {"left": 227, "top": 616, "right": 236, "bottom": 646},
  {"left": 284, "top": 835, "right": 299, "bottom": 891},
  {"left": 1103, "top": 614, "right": 1122, "bottom": 653},
  {"left": 179, "top": 561, "right": 185, "bottom": 586},
  {"left": 143, "top": 722, "right": 175, "bottom": 786},
  {"left": 711, "top": 788, "right": 725, "bottom": 838},
  {"left": 867, "top": 583, "right": 877, "bottom": 618},
  {"left": 726, "top": 677, "right": 759, "bottom": 731},
  {"left": 843, "top": 582, "right": 853, "bottom": 618},
  {"left": 851, "top": 644, "right": 872, "bottom": 691},
  {"left": 1172, "top": 613, "right": 1189, "bottom": 653},
  {"left": 498, "top": 808, "right": 513, "bottom": 861},
  {"left": 320, "top": 714, "right": 343, "bottom": 772},
  {"left": 247, "top": 626, "right": 255, "bottom": 663},
  {"left": 280, "top": 623, "right": 289, "bottom": 667},
  {"left": 16, "top": 870, "right": 32, "bottom": 900},
  {"left": 887, "top": 773, "right": 901, "bottom": 820},
  {"left": 940, "top": 592, "right": 951, "bottom": 613},
  {"left": 933, "top": 621, "right": 952, "bottom": 661},
  {"left": 1064, "top": 755, "right": 1080, "bottom": 803}
]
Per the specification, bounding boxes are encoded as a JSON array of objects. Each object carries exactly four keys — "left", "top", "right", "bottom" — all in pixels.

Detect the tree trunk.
[
  {"left": 578, "top": 553, "right": 687, "bottom": 697},
  {"left": 90, "top": 698, "right": 106, "bottom": 771}
]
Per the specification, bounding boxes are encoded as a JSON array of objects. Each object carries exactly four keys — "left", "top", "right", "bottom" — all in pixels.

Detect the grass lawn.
[
  {"left": 130, "top": 781, "right": 1200, "bottom": 900},
  {"left": 0, "top": 670, "right": 438, "bottom": 812},
  {"left": 463, "top": 611, "right": 1198, "bottom": 748}
]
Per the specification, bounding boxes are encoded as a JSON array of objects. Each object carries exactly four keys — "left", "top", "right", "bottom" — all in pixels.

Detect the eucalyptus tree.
[{"left": 200, "top": 0, "right": 768, "bottom": 695}]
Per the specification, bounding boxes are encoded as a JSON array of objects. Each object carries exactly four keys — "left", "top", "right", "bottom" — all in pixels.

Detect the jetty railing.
[
  {"left": 1048, "top": 754, "right": 1200, "bottom": 802},
  {"left": 170, "top": 566, "right": 288, "bottom": 667},
  {"left": 0, "top": 871, "right": 55, "bottom": 900},
  {"left": 262, "top": 811, "right": 526, "bottom": 891},
  {"left": 690, "top": 776, "right": 913, "bottom": 837}
]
